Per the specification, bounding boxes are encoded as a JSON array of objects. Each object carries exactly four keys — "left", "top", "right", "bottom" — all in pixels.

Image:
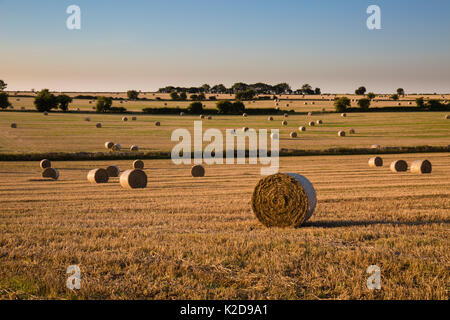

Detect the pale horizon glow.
[{"left": 1, "top": 0, "right": 449, "bottom": 93}]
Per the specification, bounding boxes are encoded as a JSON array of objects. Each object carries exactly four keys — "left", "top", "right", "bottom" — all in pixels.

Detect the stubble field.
[{"left": 0, "top": 153, "right": 448, "bottom": 299}]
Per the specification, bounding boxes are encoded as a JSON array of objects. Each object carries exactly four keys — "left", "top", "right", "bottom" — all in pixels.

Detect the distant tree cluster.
[
  {"left": 216, "top": 100, "right": 245, "bottom": 114},
  {"left": 34, "top": 89, "right": 73, "bottom": 112},
  {"left": 158, "top": 82, "right": 321, "bottom": 95}
]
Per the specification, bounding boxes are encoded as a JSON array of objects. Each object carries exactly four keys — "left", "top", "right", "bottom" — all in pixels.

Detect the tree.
[
  {"left": 216, "top": 100, "right": 245, "bottom": 114},
  {"left": 367, "top": 92, "right": 376, "bottom": 100},
  {"left": 187, "top": 102, "right": 203, "bottom": 114},
  {"left": 314, "top": 87, "right": 321, "bottom": 95},
  {"left": 355, "top": 86, "right": 366, "bottom": 95},
  {"left": 200, "top": 84, "right": 211, "bottom": 93},
  {"left": 0, "top": 80, "right": 7, "bottom": 91},
  {"left": 300, "top": 84, "right": 314, "bottom": 95},
  {"left": 211, "top": 84, "right": 227, "bottom": 93},
  {"left": 34, "top": 89, "right": 58, "bottom": 112},
  {"left": 427, "top": 99, "right": 442, "bottom": 110},
  {"left": 232, "top": 82, "right": 249, "bottom": 93},
  {"left": 0, "top": 92, "right": 10, "bottom": 109},
  {"left": 56, "top": 94, "right": 73, "bottom": 112},
  {"left": 235, "top": 89, "right": 256, "bottom": 101},
  {"left": 170, "top": 91, "right": 179, "bottom": 100},
  {"left": 357, "top": 98, "right": 371, "bottom": 110},
  {"left": 127, "top": 90, "right": 139, "bottom": 100},
  {"left": 415, "top": 97, "right": 425, "bottom": 108},
  {"left": 96, "top": 96, "right": 113, "bottom": 112},
  {"left": 190, "top": 94, "right": 198, "bottom": 101},
  {"left": 179, "top": 92, "right": 187, "bottom": 100},
  {"left": 334, "top": 97, "right": 351, "bottom": 112},
  {"left": 390, "top": 94, "right": 399, "bottom": 101},
  {"left": 397, "top": 88, "right": 405, "bottom": 96},
  {"left": 274, "top": 83, "right": 291, "bottom": 94}
]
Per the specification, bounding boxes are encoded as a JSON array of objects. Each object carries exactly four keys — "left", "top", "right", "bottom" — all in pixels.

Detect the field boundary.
[{"left": 0, "top": 146, "right": 448, "bottom": 161}]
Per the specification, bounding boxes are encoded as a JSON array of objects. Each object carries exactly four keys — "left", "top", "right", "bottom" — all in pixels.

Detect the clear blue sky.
[{"left": 1, "top": 0, "right": 449, "bottom": 93}]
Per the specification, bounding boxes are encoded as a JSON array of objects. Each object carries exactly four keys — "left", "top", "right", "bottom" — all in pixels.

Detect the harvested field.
[
  {"left": 0, "top": 111, "right": 449, "bottom": 154},
  {"left": 0, "top": 153, "right": 448, "bottom": 299}
]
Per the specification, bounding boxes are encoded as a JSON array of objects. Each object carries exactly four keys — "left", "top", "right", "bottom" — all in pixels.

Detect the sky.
[{"left": 1, "top": 0, "right": 449, "bottom": 93}]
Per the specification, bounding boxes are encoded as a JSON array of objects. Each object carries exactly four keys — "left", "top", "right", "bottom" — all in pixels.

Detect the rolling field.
[
  {"left": 1, "top": 111, "right": 449, "bottom": 154},
  {"left": 0, "top": 153, "right": 448, "bottom": 299},
  {"left": 7, "top": 93, "right": 450, "bottom": 112}
]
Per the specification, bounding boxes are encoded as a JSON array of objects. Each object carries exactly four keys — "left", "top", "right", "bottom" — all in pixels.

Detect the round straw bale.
[
  {"left": 191, "top": 165, "right": 205, "bottom": 177},
  {"left": 270, "top": 132, "right": 278, "bottom": 140},
  {"left": 268, "top": 116, "right": 273, "bottom": 121},
  {"left": 299, "top": 126, "right": 306, "bottom": 132},
  {"left": 408, "top": 102, "right": 412, "bottom": 105},
  {"left": 92, "top": 107, "right": 96, "bottom": 110},
  {"left": 200, "top": 115, "right": 204, "bottom": 119},
  {"left": 308, "top": 112, "right": 312, "bottom": 116},
  {"left": 85, "top": 117, "right": 91, "bottom": 121},
  {"left": 105, "top": 141, "right": 114, "bottom": 149},
  {"left": 282, "top": 120, "right": 288, "bottom": 126},
  {"left": 180, "top": 112, "right": 185, "bottom": 116},
  {"left": 390, "top": 160, "right": 408, "bottom": 172},
  {"left": 40, "top": 159, "right": 51, "bottom": 169},
  {"left": 304, "top": 102, "right": 308, "bottom": 105},
  {"left": 242, "top": 127, "right": 249, "bottom": 132},
  {"left": 290, "top": 132, "right": 297, "bottom": 138},
  {"left": 87, "top": 168, "right": 109, "bottom": 184},
  {"left": 251, "top": 173, "right": 317, "bottom": 227},
  {"left": 96, "top": 123, "right": 102, "bottom": 128},
  {"left": 112, "top": 144, "right": 121, "bottom": 151},
  {"left": 368, "top": 157, "right": 383, "bottom": 167},
  {"left": 130, "top": 145, "right": 139, "bottom": 151},
  {"left": 338, "top": 130, "right": 346, "bottom": 137},
  {"left": 311, "top": 101, "right": 315, "bottom": 105},
  {"left": 120, "top": 169, "right": 147, "bottom": 189},
  {"left": 132, "top": 159, "right": 144, "bottom": 169},
  {"left": 371, "top": 144, "right": 380, "bottom": 149},
  {"left": 230, "top": 129, "right": 236, "bottom": 135},
  {"left": 43, "top": 112, "right": 48, "bottom": 116},
  {"left": 207, "top": 116, "right": 212, "bottom": 120},
  {"left": 341, "top": 113, "right": 346, "bottom": 117},
  {"left": 349, "top": 128, "right": 355, "bottom": 134},
  {"left": 308, "top": 121, "right": 315, "bottom": 126},
  {"left": 284, "top": 113, "right": 288, "bottom": 118},
  {"left": 155, "top": 121, "right": 160, "bottom": 126},
  {"left": 132, "top": 116, "right": 137, "bottom": 121},
  {"left": 11, "top": 123, "right": 17, "bottom": 128},
  {"left": 122, "top": 116, "right": 128, "bottom": 122},
  {"left": 316, "top": 120, "right": 323, "bottom": 124},
  {"left": 445, "top": 115, "right": 450, "bottom": 119},
  {"left": 42, "top": 168, "right": 59, "bottom": 180},
  {"left": 243, "top": 113, "right": 248, "bottom": 117},
  {"left": 106, "top": 165, "right": 120, "bottom": 177},
  {"left": 410, "top": 160, "right": 432, "bottom": 174}
]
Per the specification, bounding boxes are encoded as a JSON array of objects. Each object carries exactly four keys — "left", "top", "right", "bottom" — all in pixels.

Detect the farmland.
[
  {"left": 1, "top": 110, "right": 449, "bottom": 154},
  {"left": 0, "top": 153, "right": 448, "bottom": 299}
]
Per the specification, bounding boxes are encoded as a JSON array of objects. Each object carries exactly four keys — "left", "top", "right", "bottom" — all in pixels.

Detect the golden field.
[
  {"left": 1, "top": 111, "right": 449, "bottom": 154},
  {"left": 6, "top": 92, "right": 450, "bottom": 112},
  {"left": 0, "top": 153, "right": 448, "bottom": 299}
]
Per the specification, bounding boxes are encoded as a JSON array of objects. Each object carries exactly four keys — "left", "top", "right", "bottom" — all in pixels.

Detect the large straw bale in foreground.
[
  {"left": 390, "top": 160, "right": 408, "bottom": 172},
  {"left": 251, "top": 173, "right": 317, "bottom": 228},
  {"left": 120, "top": 169, "right": 147, "bottom": 189},
  {"left": 410, "top": 160, "right": 432, "bottom": 174},
  {"left": 87, "top": 168, "right": 109, "bottom": 184}
]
